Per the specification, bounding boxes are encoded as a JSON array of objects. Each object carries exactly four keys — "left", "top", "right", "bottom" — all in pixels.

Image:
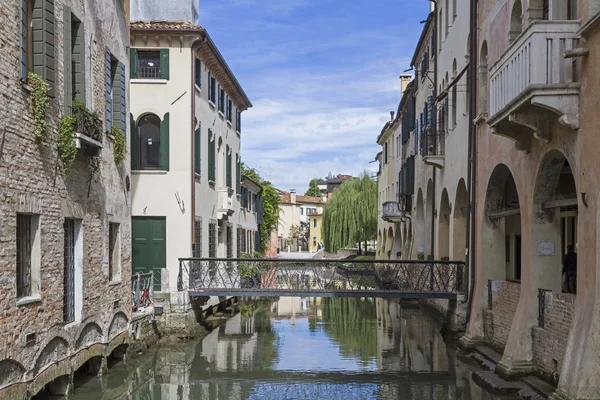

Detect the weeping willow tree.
[{"left": 322, "top": 172, "right": 377, "bottom": 253}]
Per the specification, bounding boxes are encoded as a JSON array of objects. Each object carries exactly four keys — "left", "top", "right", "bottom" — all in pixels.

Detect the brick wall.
[
  {"left": 532, "top": 292, "right": 575, "bottom": 380},
  {"left": 483, "top": 280, "right": 521, "bottom": 351},
  {"left": 0, "top": 0, "right": 131, "bottom": 395}
]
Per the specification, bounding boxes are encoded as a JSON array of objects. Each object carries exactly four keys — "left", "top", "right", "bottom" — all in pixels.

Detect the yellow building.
[{"left": 308, "top": 213, "right": 323, "bottom": 252}]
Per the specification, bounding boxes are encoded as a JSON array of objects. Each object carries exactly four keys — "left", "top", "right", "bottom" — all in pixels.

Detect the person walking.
[{"left": 562, "top": 244, "right": 577, "bottom": 294}]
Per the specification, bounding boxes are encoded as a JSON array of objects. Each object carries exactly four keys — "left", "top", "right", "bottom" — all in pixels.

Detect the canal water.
[{"left": 72, "top": 298, "right": 514, "bottom": 400}]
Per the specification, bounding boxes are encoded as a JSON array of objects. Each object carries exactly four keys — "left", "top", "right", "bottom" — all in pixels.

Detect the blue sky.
[{"left": 200, "top": 0, "right": 430, "bottom": 193}]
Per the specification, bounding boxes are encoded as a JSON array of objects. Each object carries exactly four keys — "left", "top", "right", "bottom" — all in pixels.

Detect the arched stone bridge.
[{"left": 177, "top": 258, "right": 467, "bottom": 300}]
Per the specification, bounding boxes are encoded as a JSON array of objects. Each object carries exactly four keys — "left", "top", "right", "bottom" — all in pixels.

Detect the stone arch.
[
  {"left": 33, "top": 337, "right": 70, "bottom": 376},
  {"left": 377, "top": 230, "right": 382, "bottom": 258},
  {"left": 532, "top": 150, "right": 578, "bottom": 293},
  {"left": 479, "top": 41, "right": 489, "bottom": 115},
  {"left": 0, "top": 359, "right": 26, "bottom": 389},
  {"left": 425, "top": 180, "right": 434, "bottom": 258},
  {"left": 483, "top": 164, "right": 522, "bottom": 281},
  {"left": 386, "top": 226, "right": 394, "bottom": 259},
  {"left": 107, "top": 312, "right": 129, "bottom": 341},
  {"left": 75, "top": 322, "right": 103, "bottom": 350},
  {"left": 452, "top": 179, "right": 468, "bottom": 261},
  {"left": 438, "top": 189, "right": 451, "bottom": 259},
  {"left": 416, "top": 189, "right": 425, "bottom": 257},
  {"left": 393, "top": 225, "right": 403, "bottom": 259},
  {"left": 381, "top": 230, "right": 387, "bottom": 260},
  {"left": 510, "top": 0, "right": 523, "bottom": 43},
  {"left": 405, "top": 220, "right": 413, "bottom": 258}
]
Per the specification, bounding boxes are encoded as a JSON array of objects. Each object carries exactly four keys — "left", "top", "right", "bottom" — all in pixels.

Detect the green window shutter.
[
  {"left": 194, "top": 58, "right": 201, "bottom": 87},
  {"left": 112, "top": 61, "right": 126, "bottom": 131},
  {"left": 226, "top": 145, "right": 232, "bottom": 188},
  {"left": 160, "top": 112, "right": 170, "bottom": 171},
  {"left": 72, "top": 18, "right": 85, "bottom": 103},
  {"left": 195, "top": 124, "right": 201, "bottom": 175},
  {"left": 119, "top": 63, "right": 126, "bottom": 130},
  {"left": 236, "top": 156, "right": 241, "bottom": 193},
  {"left": 105, "top": 48, "right": 112, "bottom": 133},
  {"left": 159, "top": 49, "right": 169, "bottom": 80},
  {"left": 208, "top": 131, "right": 215, "bottom": 181},
  {"left": 32, "top": 0, "right": 56, "bottom": 97},
  {"left": 130, "top": 48, "right": 138, "bottom": 79},
  {"left": 62, "top": 6, "right": 72, "bottom": 115},
  {"left": 130, "top": 113, "right": 139, "bottom": 170},
  {"left": 20, "top": 0, "right": 27, "bottom": 80}
]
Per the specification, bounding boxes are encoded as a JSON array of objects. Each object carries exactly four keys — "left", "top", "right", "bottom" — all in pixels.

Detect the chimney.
[
  {"left": 390, "top": 111, "right": 395, "bottom": 120},
  {"left": 400, "top": 74, "right": 412, "bottom": 97},
  {"left": 290, "top": 189, "right": 296, "bottom": 204}
]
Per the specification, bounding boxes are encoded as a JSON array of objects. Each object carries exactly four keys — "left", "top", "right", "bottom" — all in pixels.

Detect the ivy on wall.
[
  {"left": 28, "top": 72, "right": 50, "bottom": 144},
  {"left": 111, "top": 125, "right": 126, "bottom": 166},
  {"left": 57, "top": 116, "right": 77, "bottom": 172}
]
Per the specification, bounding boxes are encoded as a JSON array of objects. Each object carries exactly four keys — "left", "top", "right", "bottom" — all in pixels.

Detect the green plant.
[
  {"left": 112, "top": 125, "right": 126, "bottom": 165},
  {"left": 417, "top": 253, "right": 425, "bottom": 260},
  {"left": 72, "top": 100, "right": 102, "bottom": 141},
  {"left": 440, "top": 256, "right": 450, "bottom": 261},
  {"left": 28, "top": 72, "right": 50, "bottom": 143},
  {"left": 57, "top": 116, "right": 77, "bottom": 172},
  {"left": 427, "top": 254, "right": 434, "bottom": 261}
]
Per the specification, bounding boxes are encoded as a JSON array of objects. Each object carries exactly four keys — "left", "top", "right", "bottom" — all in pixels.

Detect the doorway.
[{"left": 132, "top": 217, "right": 166, "bottom": 291}]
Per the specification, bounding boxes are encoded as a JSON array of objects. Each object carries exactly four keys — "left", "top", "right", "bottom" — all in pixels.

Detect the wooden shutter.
[
  {"left": 105, "top": 48, "right": 112, "bottom": 133},
  {"left": 20, "top": 0, "right": 27, "bottom": 81},
  {"left": 226, "top": 145, "right": 232, "bottom": 188},
  {"left": 72, "top": 18, "right": 85, "bottom": 103},
  {"left": 62, "top": 6, "right": 72, "bottom": 115},
  {"left": 194, "top": 58, "right": 201, "bottom": 87},
  {"left": 159, "top": 49, "right": 169, "bottom": 80},
  {"left": 32, "top": 0, "right": 56, "bottom": 97},
  {"left": 236, "top": 156, "right": 241, "bottom": 193},
  {"left": 160, "top": 112, "right": 170, "bottom": 171},
  {"left": 130, "top": 114, "right": 138, "bottom": 170},
  {"left": 119, "top": 63, "right": 126, "bottom": 130},
  {"left": 130, "top": 48, "right": 138, "bottom": 79},
  {"left": 427, "top": 96, "right": 433, "bottom": 130},
  {"left": 195, "top": 124, "right": 201, "bottom": 175},
  {"left": 112, "top": 61, "right": 126, "bottom": 131}
]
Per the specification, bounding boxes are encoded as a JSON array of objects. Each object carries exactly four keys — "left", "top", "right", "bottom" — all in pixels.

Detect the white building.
[
  {"left": 129, "top": 18, "right": 252, "bottom": 304},
  {"left": 277, "top": 190, "right": 325, "bottom": 250},
  {"left": 238, "top": 174, "right": 263, "bottom": 256}
]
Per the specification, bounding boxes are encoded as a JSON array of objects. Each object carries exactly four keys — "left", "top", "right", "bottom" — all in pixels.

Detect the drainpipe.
[
  {"left": 430, "top": 0, "right": 438, "bottom": 260},
  {"left": 463, "top": 0, "right": 478, "bottom": 323}
]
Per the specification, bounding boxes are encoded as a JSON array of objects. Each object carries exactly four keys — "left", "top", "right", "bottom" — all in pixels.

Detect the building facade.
[
  {"left": 277, "top": 190, "right": 324, "bottom": 251},
  {"left": 129, "top": 19, "right": 252, "bottom": 304},
  {"left": 0, "top": 0, "right": 132, "bottom": 397},
  {"left": 238, "top": 174, "right": 263, "bottom": 257}
]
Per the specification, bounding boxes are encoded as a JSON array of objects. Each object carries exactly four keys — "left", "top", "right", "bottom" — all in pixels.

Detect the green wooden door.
[{"left": 132, "top": 217, "right": 166, "bottom": 291}]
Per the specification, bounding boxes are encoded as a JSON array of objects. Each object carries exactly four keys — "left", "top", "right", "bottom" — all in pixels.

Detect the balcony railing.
[
  {"left": 489, "top": 20, "right": 579, "bottom": 119},
  {"left": 382, "top": 201, "right": 403, "bottom": 222},
  {"left": 419, "top": 129, "right": 445, "bottom": 157}
]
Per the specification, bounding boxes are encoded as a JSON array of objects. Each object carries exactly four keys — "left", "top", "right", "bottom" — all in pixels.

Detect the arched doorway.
[
  {"left": 438, "top": 189, "right": 451, "bottom": 259},
  {"left": 452, "top": 179, "right": 468, "bottom": 261},
  {"left": 386, "top": 227, "right": 394, "bottom": 259},
  {"left": 425, "top": 180, "right": 434, "bottom": 259},
  {"left": 532, "top": 150, "right": 578, "bottom": 293},
  {"left": 416, "top": 189, "right": 425, "bottom": 257},
  {"left": 377, "top": 230, "right": 383, "bottom": 259}
]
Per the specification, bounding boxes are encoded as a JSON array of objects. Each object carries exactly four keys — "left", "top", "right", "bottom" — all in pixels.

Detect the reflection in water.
[{"left": 71, "top": 298, "right": 511, "bottom": 400}]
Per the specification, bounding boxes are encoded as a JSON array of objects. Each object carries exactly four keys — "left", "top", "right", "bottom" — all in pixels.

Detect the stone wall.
[
  {"left": 0, "top": 0, "right": 131, "bottom": 397},
  {"left": 483, "top": 281, "right": 521, "bottom": 351},
  {"left": 532, "top": 292, "right": 575, "bottom": 381}
]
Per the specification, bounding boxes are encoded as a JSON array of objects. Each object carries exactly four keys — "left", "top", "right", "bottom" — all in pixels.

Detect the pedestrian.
[{"left": 562, "top": 244, "right": 577, "bottom": 294}]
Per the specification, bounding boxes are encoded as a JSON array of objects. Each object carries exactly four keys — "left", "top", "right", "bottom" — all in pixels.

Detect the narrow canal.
[{"left": 72, "top": 298, "right": 515, "bottom": 399}]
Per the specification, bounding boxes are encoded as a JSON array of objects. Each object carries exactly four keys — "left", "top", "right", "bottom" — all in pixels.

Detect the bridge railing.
[{"left": 177, "top": 258, "right": 467, "bottom": 298}]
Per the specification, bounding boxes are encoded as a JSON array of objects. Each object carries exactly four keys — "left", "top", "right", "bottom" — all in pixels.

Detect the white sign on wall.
[{"left": 537, "top": 240, "right": 555, "bottom": 256}]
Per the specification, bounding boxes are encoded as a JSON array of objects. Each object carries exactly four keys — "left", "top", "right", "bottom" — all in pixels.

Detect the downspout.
[
  {"left": 430, "top": 0, "right": 438, "bottom": 260},
  {"left": 464, "top": 0, "right": 478, "bottom": 322}
]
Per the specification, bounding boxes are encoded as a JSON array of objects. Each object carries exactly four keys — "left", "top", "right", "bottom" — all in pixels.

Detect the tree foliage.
[
  {"left": 305, "top": 178, "right": 322, "bottom": 197},
  {"left": 321, "top": 173, "right": 377, "bottom": 252},
  {"left": 242, "top": 163, "right": 280, "bottom": 254}
]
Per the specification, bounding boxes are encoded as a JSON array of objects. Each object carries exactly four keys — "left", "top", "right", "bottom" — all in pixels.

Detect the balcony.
[
  {"left": 382, "top": 201, "right": 403, "bottom": 223},
  {"left": 217, "top": 187, "right": 235, "bottom": 220},
  {"left": 420, "top": 129, "right": 445, "bottom": 169},
  {"left": 488, "top": 21, "right": 580, "bottom": 152}
]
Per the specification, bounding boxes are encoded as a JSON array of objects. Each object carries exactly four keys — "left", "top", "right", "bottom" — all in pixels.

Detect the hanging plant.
[
  {"left": 72, "top": 100, "right": 102, "bottom": 142},
  {"left": 57, "top": 116, "right": 77, "bottom": 173},
  {"left": 111, "top": 125, "right": 127, "bottom": 166},
  {"left": 28, "top": 72, "right": 50, "bottom": 143}
]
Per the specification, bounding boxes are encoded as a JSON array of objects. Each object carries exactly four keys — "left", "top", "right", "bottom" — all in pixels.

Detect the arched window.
[
  {"left": 138, "top": 114, "right": 161, "bottom": 169},
  {"left": 510, "top": 0, "right": 523, "bottom": 43},
  {"left": 452, "top": 60, "right": 457, "bottom": 127},
  {"left": 479, "top": 41, "right": 489, "bottom": 115}
]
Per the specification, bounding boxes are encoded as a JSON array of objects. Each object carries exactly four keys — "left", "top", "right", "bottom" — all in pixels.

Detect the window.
[
  {"left": 131, "top": 49, "right": 169, "bottom": 80},
  {"left": 208, "top": 129, "right": 216, "bottom": 181},
  {"left": 226, "top": 145, "right": 232, "bottom": 188},
  {"left": 236, "top": 154, "right": 241, "bottom": 193},
  {"left": 134, "top": 113, "right": 170, "bottom": 171},
  {"left": 107, "top": 50, "right": 126, "bottom": 133},
  {"left": 384, "top": 142, "right": 388, "bottom": 164},
  {"left": 109, "top": 223, "right": 121, "bottom": 282},
  {"left": 226, "top": 225, "right": 233, "bottom": 259},
  {"left": 227, "top": 97, "right": 233, "bottom": 122},
  {"left": 445, "top": 0, "right": 449, "bottom": 34},
  {"left": 219, "top": 86, "right": 225, "bottom": 113},
  {"left": 195, "top": 58, "right": 202, "bottom": 88},
  {"left": 300, "top": 208, "right": 304, "bottom": 215},
  {"left": 63, "top": 10, "right": 85, "bottom": 115},
  {"left": 193, "top": 219, "right": 202, "bottom": 258},
  {"left": 20, "top": 0, "right": 56, "bottom": 96},
  {"left": 64, "top": 219, "right": 75, "bottom": 322},
  {"left": 209, "top": 222, "right": 217, "bottom": 258},
  {"left": 313, "top": 237, "right": 317, "bottom": 246},
  {"left": 208, "top": 72, "right": 216, "bottom": 104},
  {"left": 236, "top": 109, "right": 241, "bottom": 133},
  {"left": 237, "top": 227, "right": 242, "bottom": 258},
  {"left": 314, "top": 218, "right": 317, "bottom": 228},
  {"left": 195, "top": 122, "right": 201, "bottom": 175},
  {"left": 16, "top": 214, "right": 40, "bottom": 299}
]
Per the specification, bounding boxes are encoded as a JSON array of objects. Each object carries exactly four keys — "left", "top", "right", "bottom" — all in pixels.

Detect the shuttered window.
[
  {"left": 236, "top": 155, "right": 241, "bottom": 193},
  {"left": 159, "top": 112, "right": 170, "bottom": 171},
  {"left": 208, "top": 129, "right": 216, "bottom": 181},
  {"left": 236, "top": 109, "right": 241, "bottom": 133},
  {"left": 62, "top": 7, "right": 85, "bottom": 115},
  {"left": 23, "top": 0, "right": 56, "bottom": 96},
  {"left": 111, "top": 61, "right": 126, "bottom": 131},
  {"left": 135, "top": 113, "right": 168, "bottom": 171},
  {"left": 131, "top": 113, "right": 138, "bottom": 170},
  {"left": 129, "top": 49, "right": 169, "bottom": 80},
  {"left": 227, "top": 97, "right": 232, "bottom": 122},
  {"left": 226, "top": 145, "right": 232, "bottom": 188},
  {"left": 195, "top": 123, "right": 201, "bottom": 175},
  {"left": 218, "top": 85, "right": 225, "bottom": 113},
  {"left": 194, "top": 58, "right": 202, "bottom": 88},
  {"left": 208, "top": 72, "right": 216, "bottom": 103},
  {"left": 105, "top": 48, "right": 112, "bottom": 133}
]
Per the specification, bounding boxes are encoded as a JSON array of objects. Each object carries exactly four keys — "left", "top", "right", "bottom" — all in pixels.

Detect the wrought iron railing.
[
  {"left": 420, "top": 129, "right": 445, "bottom": 157},
  {"left": 132, "top": 272, "right": 154, "bottom": 312},
  {"left": 177, "top": 258, "right": 467, "bottom": 299},
  {"left": 538, "top": 288, "right": 552, "bottom": 328}
]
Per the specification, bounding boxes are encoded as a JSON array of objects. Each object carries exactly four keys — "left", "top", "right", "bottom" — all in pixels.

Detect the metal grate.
[
  {"left": 16, "top": 214, "right": 32, "bottom": 298},
  {"left": 193, "top": 219, "right": 202, "bottom": 258},
  {"left": 63, "top": 219, "right": 75, "bottom": 323}
]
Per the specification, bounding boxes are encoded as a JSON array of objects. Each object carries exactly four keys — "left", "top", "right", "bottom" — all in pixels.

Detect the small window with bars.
[
  {"left": 209, "top": 222, "right": 217, "bottom": 258},
  {"left": 109, "top": 223, "right": 121, "bottom": 281},
  {"left": 17, "top": 214, "right": 33, "bottom": 298},
  {"left": 226, "top": 225, "right": 233, "bottom": 259},
  {"left": 193, "top": 219, "right": 202, "bottom": 258},
  {"left": 64, "top": 219, "right": 76, "bottom": 323}
]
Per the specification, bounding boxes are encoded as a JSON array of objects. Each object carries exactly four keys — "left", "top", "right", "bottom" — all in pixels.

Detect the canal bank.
[{"left": 66, "top": 297, "right": 536, "bottom": 400}]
